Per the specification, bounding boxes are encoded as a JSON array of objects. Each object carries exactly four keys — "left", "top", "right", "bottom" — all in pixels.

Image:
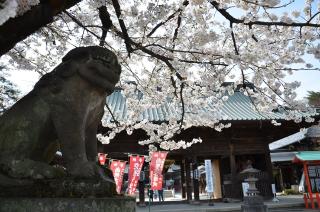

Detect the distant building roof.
[
  {"left": 293, "top": 151, "right": 320, "bottom": 163},
  {"left": 104, "top": 89, "right": 292, "bottom": 123},
  {"left": 269, "top": 130, "right": 307, "bottom": 151},
  {"left": 271, "top": 152, "right": 297, "bottom": 162}
]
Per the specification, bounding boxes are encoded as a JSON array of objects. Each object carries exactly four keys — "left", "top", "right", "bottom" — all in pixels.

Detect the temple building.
[{"left": 99, "top": 85, "right": 319, "bottom": 201}]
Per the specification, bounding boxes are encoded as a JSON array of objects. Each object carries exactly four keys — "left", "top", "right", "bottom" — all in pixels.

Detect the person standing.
[
  {"left": 148, "top": 189, "right": 154, "bottom": 202},
  {"left": 158, "top": 188, "right": 164, "bottom": 202}
]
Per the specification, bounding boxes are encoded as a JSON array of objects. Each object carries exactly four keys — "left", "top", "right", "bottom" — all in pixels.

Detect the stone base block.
[
  {"left": 0, "top": 197, "right": 135, "bottom": 212},
  {"left": 241, "top": 196, "right": 268, "bottom": 212},
  {"left": 241, "top": 204, "right": 268, "bottom": 212}
]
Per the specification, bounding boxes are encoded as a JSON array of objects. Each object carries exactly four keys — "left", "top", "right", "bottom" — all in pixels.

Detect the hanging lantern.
[{"left": 98, "top": 153, "right": 107, "bottom": 165}]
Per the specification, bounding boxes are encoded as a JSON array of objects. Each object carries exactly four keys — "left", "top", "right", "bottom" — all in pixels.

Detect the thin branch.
[
  {"left": 241, "top": 0, "right": 295, "bottom": 9},
  {"left": 230, "top": 24, "right": 239, "bottom": 55},
  {"left": 249, "top": 25, "right": 258, "bottom": 42},
  {"left": 244, "top": 86, "right": 269, "bottom": 120},
  {"left": 307, "top": 11, "right": 320, "bottom": 23},
  {"left": 147, "top": 10, "right": 181, "bottom": 37},
  {"left": 12, "top": 48, "right": 45, "bottom": 75},
  {"left": 275, "top": 68, "right": 320, "bottom": 71},
  {"left": 63, "top": 12, "right": 115, "bottom": 50},
  {"left": 172, "top": 10, "right": 183, "bottom": 49},
  {"left": 85, "top": 24, "right": 228, "bottom": 68},
  {"left": 261, "top": 78, "right": 301, "bottom": 109},
  {"left": 141, "top": 43, "right": 223, "bottom": 57},
  {"left": 178, "top": 59, "right": 228, "bottom": 66},
  {"left": 147, "top": 0, "right": 189, "bottom": 37},
  {"left": 210, "top": 1, "right": 320, "bottom": 27},
  {"left": 105, "top": 103, "right": 120, "bottom": 127}
]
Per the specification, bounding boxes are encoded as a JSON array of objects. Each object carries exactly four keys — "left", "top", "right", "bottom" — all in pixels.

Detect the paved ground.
[
  {"left": 271, "top": 208, "right": 317, "bottom": 212},
  {"left": 136, "top": 195, "right": 315, "bottom": 212}
]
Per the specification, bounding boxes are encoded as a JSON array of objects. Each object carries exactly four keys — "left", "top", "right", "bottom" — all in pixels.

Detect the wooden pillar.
[
  {"left": 192, "top": 156, "right": 200, "bottom": 201},
  {"left": 229, "top": 142, "right": 237, "bottom": 198},
  {"left": 180, "top": 160, "right": 186, "bottom": 199},
  {"left": 279, "top": 168, "right": 284, "bottom": 191},
  {"left": 138, "top": 171, "right": 146, "bottom": 206},
  {"left": 212, "top": 159, "right": 222, "bottom": 199},
  {"left": 264, "top": 144, "right": 274, "bottom": 197},
  {"left": 185, "top": 158, "right": 193, "bottom": 201}
]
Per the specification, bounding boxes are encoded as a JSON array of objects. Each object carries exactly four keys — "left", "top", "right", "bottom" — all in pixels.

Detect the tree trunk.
[{"left": 0, "top": 0, "right": 82, "bottom": 56}]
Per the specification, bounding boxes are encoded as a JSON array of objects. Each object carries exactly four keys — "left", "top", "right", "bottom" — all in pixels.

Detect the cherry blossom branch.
[
  {"left": 307, "top": 11, "right": 320, "bottom": 23},
  {"left": 178, "top": 59, "right": 227, "bottom": 66},
  {"left": 172, "top": 10, "right": 183, "bottom": 49},
  {"left": 98, "top": 6, "right": 112, "bottom": 46},
  {"left": 230, "top": 23, "right": 239, "bottom": 55},
  {"left": 64, "top": 11, "right": 102, "bottom": 41},
  {"left": 141, "top": 44, "right": 223, "bottom": 57},
  {"left": 73, "top": 23, "right": 228, "bottom": 69},
  {"left": 170, "top": 75, "right": 178, "bottom": 97},
  {"left": 147, "top": 0, "right": 189, "bottom": 37},
  {"left": 105, "top": 103, "right": 120, "bottom": 126},
  {"left": 11, "top": 48, "right": 45, "bottom": 75},
  {"left": 241, "top": 0, "right": 295, "bottom": 9},
  {"left": 239, "top": 70, "right": 266, "bottom": 121},
  {"left": 248, "top": 25, "right": 258, "bottom": 42},
  {"left": 276, "top": 68, "right": 320, "bottom": 71},
  {"left": 111, "top": 0, "right": 132, "bottom": 56},
  {"left": 210, "top": 1, "right": 320, "bottom": 27},
  {"left": 256, "top": 81, "right": 310, "bottom": 119},
  {"left": 179, "top": 82, "right": 185, "bottom": 129},
  {"left": 147, "top": 10, "right": 180, "bottom": 37}
]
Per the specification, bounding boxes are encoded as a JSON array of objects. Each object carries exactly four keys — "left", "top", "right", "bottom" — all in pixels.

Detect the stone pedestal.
[
  {"left": 0, "top": 197, "right": 135, "bottom": 212},
  {"left": 241, "top": 196, "right": 268, "bottom": 212}
]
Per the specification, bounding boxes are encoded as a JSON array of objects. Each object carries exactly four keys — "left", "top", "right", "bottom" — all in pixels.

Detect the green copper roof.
[
  {"left": 104, "top": 89, "right": 290, "bottom": 122},
  {"left": 293, "top": 151, "right": 320, "bottom": 162}
]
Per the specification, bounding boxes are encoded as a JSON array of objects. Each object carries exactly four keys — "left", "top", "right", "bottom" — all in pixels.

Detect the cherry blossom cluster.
[{"left": 1, "top": 0, "right": 319, "bottom": 151}]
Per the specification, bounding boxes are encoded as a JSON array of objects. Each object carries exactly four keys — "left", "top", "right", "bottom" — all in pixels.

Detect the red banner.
[
  {"left": 98, "top": 153, "right": 107, "bottom": 165},
  {"left": 149, "top": 151, "right": 168, "bottom": 190},
  {"left": 110, "top": 160, "right": 126, "bottom": 194},
  {"left": 127, "top": 155, "right": 145, "bottom": 195}
]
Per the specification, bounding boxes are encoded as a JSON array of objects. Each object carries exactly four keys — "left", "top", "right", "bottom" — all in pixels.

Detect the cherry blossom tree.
[
  {"left": 0, "top": 66, "right": 20, "bottom": 114},
  {"left": 0, "top": 0, "right": 319, "bottom": 151},
  {"left": 307, "top": 91, "right": 320, "bottom": 107}
]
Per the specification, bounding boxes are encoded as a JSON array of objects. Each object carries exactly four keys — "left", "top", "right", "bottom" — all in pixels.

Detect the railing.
[{"left": 303, "top": 193, "right": 320, "bottom": 209}]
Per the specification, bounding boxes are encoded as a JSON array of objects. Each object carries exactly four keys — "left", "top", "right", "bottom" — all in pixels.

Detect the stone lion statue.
[{"left": 0, "top": 46, "right": 121, "bottom": 188}]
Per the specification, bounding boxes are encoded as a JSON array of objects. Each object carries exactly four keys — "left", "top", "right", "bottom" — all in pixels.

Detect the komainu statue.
[{"left": 0, "top": 46, "right": 121, "bottom": 197}]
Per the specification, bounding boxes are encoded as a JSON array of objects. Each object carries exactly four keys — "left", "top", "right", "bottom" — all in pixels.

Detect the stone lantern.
[{"left": 240, "top": 162, "right": 268, "bottom": 212}]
